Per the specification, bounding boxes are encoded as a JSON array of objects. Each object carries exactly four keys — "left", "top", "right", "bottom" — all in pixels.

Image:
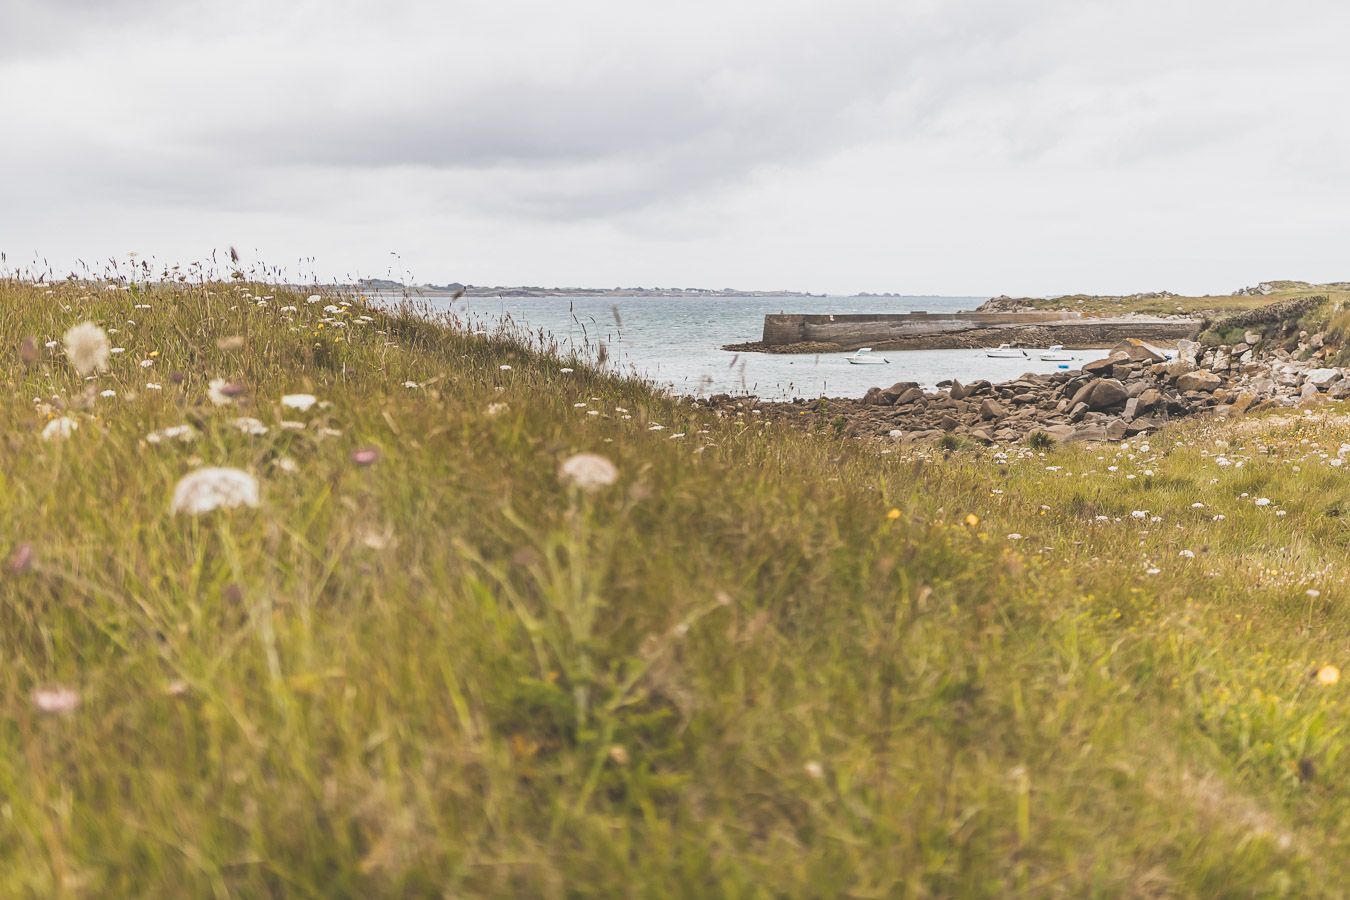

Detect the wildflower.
[
  {"left": 351, "top": 447, "right": 380, "bottom": 466},
  {"left": 170, "top": 467, "right": 261, "bottom": 515},
  {"left": 1191, "top": 502, "right": 1205, "bottom": 508},
  {"left": 486, "top": 402, "right": 508, "bottom": 417},
  {"left": 1307, "top": 589, "right": 1321, "bottom": 598},
  {"left": 1317, "top": 665, "right": 1340, "bottom": 686},
  {"left": 32, "top": 686, "right": 80, "bottom": 715},
  {"left": 323, "top": 304, "right": 341, "bottom": 314},
  {"left": 275, "top": 456, "right": 299, "bottom": 474},
  {"left": 41, "top": 417, "right": 78, "bottom": 442},
  {"left": 140, "top": 358, "right": 155, "bottom": 368},
  {"left": 403, "top": 381, "right": 419, "bottom": 388},
  {"left": 804, "top": 761, "right": 825, "bottom": 780},
  {"left": 1007, "top": 533, "right": 1023, "bottom": 541},
  {"left": 608, "top": 745, "right": 630, "bottom": 766},
  {"left": 1131, "top": 510, "right": 1148, "bottom": 519},
  {"left": 306, "top": 294, "right": 322, "bottom": 304},
  {"left": 145, "top": 382, "right": 162, "bottom": 390},
  {"left": 1255, "top": 497, "right": 1271, "bottom": 507},
  {"left": 1146, "top": 567, "right": 1161, "bottom": 575},
  {"left": 649, "top": 424, "right": 665, "bottom": 431},
  {"left": 1179, "top": 549, "right": 1195, "bottom": 558},
  {"left": 145, "top": 426, "right": 197, "bottom": 447},
  {"left": 231, "top": 417, "right": 268, "bottom": 436},
  {"left": 8, "top": 542, "right": 34, "bottom": 575},
  {"left": 499, "top": 364, "right": 512, "bottom": 371},
  {"left": 886, "top": 508, "right": 901, "bottom": 520},
  {"left": 560, "top": 367, "right": 575, "bottom": 374},
  {"left": 207, "top": 378, "right": 239, "bottom": 406},
  {"left": 216, "top": 335, "right": 245, "bottom": 351},
  {"left": 63, "top": 321, "right": 111, "bottom": 376},
  {"left": 99, "top": 389, "right": 116, "bottom": 399},
  {"left": 964, "top": 513, "right": 979, "bottom": 527},
  {"left": 558, "top": 453, "right": 619, "bottom": 492},
  {"left": 281, "top": 393, "right": 317, "bottom": 412}
]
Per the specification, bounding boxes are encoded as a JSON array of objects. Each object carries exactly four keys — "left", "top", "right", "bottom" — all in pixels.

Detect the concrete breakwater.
[{"left": 726, "top": 311, "right": 1204, "bottom": 353}]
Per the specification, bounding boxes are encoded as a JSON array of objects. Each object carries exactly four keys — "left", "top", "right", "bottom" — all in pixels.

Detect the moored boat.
[
  {"left": 985, "top": 343, "right": 1027, "bottom": 358},
  {"left": 845, "top": 347, "right": 890, "bottom": 365}
]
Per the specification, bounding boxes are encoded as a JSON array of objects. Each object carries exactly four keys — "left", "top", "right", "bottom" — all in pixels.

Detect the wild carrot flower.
[
  {"left": 351, "top": 447, "right": 380, "bottom": 466},
  {"left": 63, "top": 321, "right": 110, "bottom": 376},
  {"left": 208, "top": 379, "right": 235, "bottom": 406},
  {"left": 281, "top": 393, "right": 317, "bottom": 412},
  {"left": 231, "top": 417, "right": 268, "bottom": 436},
  {"left": 558, "top": 453, "right": 619, "bottom": 492},
  {"left": 170, "top": 467, "right": 260, "bottom": 515},
  {"left": 41, "top": 417, "right": 78, "bottom": 441},
  {"left": 32, "top": 685, "right": 81, "bottom": 714},
  {"left": 146, "top": 424, "right": 197, "bottom": 444}
]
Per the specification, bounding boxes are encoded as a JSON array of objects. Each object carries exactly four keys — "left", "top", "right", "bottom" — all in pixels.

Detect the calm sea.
[{"left": 389, "top": 293, "right": 1094, "bottom": 400}]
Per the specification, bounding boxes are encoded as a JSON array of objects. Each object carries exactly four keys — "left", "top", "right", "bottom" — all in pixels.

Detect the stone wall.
[{"left": 756, "top": 311, "right": 1203, "bottom": 351}]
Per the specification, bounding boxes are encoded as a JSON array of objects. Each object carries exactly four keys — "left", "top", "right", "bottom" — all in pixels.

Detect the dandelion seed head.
[{"left": 63, "top": 321, "right": 110, "bottom": 376}]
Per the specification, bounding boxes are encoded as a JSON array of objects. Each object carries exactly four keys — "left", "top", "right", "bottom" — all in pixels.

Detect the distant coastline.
[{"left": 347, "top": 278, "right": 935, "bottom": 300}]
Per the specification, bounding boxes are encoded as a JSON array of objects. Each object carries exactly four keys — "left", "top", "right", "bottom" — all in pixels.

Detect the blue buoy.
[{"left": 1057, "top": 363, "right": 1070, "bottom": 369}]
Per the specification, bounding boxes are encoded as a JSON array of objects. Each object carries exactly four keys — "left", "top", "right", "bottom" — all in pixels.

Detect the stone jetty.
[{"left": 725, "top": 310, "right": 1203, "bottom": 353}]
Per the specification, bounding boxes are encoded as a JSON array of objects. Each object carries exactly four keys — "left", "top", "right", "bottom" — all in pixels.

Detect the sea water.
[{"left": 392, "top": 293, "right": 1097, "bottom": 400}]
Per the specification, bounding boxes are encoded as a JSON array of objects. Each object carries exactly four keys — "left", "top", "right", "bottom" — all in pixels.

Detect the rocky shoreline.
[{"left": 701, "top": 331, "right": 1350, "bottom": 444}]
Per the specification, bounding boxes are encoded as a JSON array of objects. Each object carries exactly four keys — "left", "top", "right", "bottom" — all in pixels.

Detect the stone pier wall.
[{"left": 753, "top": 311, "right": 1203, "bottom": 352}]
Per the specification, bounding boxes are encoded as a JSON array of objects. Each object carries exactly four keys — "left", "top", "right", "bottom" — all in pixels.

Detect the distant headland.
[{"left": 350, "top": 278, "right": 864, "bottom": 298}]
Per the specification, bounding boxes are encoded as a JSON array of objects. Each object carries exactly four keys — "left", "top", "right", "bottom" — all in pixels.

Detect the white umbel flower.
[
  {"left": 63, "top": 321, "right": 111, "bottom": 376},
  {"left": 207, "top": 378, "right": 234, "bottom": 406},
  {"left": 281, "top": 393, "right": 317, "bottom": 412},
  {"left": 558, "top": 453, "right": 619, "bottom": 492},
  {"left": 170, "top": 467, "right": 260, "bottom": 515},
  {"left": 41, "top": 417, "right": 79, "bottom": 441},
  {"left": 146, "top": 424, "right": 198, "bottom": 444},
  {"left": 231, "top": 417, "right": 269, "bottom": 436}
]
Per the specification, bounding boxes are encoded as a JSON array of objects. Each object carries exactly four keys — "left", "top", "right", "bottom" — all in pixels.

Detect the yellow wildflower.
[
  {"left": 886, "top": 508, "right": 901, "bottom": 520},
  {"left": 964, "top": 514, "right": 980, "bottom": 527}
]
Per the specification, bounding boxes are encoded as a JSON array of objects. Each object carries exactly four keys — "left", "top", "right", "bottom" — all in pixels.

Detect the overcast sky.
[{"left": 3, "top": 0, "right": 1348, "bottom": 295}]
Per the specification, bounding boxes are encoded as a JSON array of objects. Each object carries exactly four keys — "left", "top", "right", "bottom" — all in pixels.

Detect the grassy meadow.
[
  {"left": 998, "top": 280, "right": 1350, "bottom": 319},
  {"left": 3, "top": 279, "right": 1350, "bottom": 895}
]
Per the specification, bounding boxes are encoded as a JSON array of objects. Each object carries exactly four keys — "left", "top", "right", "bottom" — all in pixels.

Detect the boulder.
[
  {"left": 880, "top": 381, "right": 920, "bottom": 403},
  {"left": 1071, "top": 377, "right": 1129, "bottom": 411},
  {"left": 892, "top": 386, "right": 925, "bottom": 406},
  {"left": 1176, "top": 370, "right": 1221, "bottom": 393},
  {"left": 979, "top": 398, "right": 1006, "bottom": 420},
  {"left": 1082, "top": 355, "right": 1122, "bottom": 376},
  {"left": 1306, "top": 368, "right": 1341, "bottom": 389},
  {"left": 1244, "top": 330, "right": 1262, "bottom": 345},
  {"left": 861, "top": 387, "right": 884, "bottom": 406},
  {"left": 1112, "top": 339, "right": 1167, "bottom": 363},
  {"left": 1066, "top": 424, "right": 1108, "bottom": 442},
  {"left": 1176, "top": 339, "right": 1202, "bottom": 363},
  {"left": 1164, "top": 358, "right": 1196, "bottom": 378},
  {"left": 948, "top": 380, "right": 969, "bottom": 401}
]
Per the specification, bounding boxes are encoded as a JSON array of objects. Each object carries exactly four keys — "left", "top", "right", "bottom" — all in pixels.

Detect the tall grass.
[{"left": 1, "top": 278, "right": 1349, "bottom": 895}]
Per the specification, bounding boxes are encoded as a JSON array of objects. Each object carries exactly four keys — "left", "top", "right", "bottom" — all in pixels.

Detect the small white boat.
[
  {"left": 985, "top": 343, "right": 1028, "bottom": 359},
  {"left": 1039, "top": 345, "right": 1074, "bottom": 361},
  {"left": 845, "top": 347, "right": 890, "bottom": 365}
]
